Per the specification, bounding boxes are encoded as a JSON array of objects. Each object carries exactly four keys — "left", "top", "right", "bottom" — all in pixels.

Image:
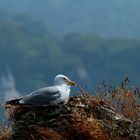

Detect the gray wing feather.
[{"left": 22, "top": 87, "right": 61, "bottom": 105}]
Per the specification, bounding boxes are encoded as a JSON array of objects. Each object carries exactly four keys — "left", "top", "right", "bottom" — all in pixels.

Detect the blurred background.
[{"left": 0, "top": 0, "right": 140, "bottom": 114}]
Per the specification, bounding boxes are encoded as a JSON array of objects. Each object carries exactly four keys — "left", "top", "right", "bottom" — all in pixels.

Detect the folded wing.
[{"left": 22, "top": 87, "right": 61, "bottom": 105}]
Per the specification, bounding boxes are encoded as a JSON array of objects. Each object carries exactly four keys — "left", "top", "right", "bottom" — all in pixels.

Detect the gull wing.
[{"left": 22, "top": 87, "right": 61, "bottom": 105}]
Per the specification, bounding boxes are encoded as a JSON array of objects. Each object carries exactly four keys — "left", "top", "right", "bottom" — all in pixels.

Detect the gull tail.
[{"left": 5, "top": 97, "right": 23, "bottom": 105}]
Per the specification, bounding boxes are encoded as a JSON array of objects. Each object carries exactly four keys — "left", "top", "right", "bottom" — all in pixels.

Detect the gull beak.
[{"left": 67, "top": 80, "right": 76, "bottom": 86}]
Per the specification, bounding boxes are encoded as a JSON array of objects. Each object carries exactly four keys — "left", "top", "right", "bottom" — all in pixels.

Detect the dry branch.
[{"left": 4, "top": 94, "right": 140, "bottom": 140}]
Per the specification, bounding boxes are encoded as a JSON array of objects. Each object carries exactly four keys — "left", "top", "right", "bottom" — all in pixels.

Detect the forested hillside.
[{"left": 0, "top": 9, "right": 140, "bottom": 94}]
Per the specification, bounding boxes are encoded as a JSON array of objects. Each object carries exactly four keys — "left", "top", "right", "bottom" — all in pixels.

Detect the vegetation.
[
  {"left": 0, "top": 123, "right": 11, "bottom": 140},
  {"left": 1, "top": 79, "right": 140, "bottom": 140},
  {"left": 0, "top": 1, "right": 140, "bottom": 139},
  {"left": 0, "top": 11, "right": 140, "bottom": 93}
]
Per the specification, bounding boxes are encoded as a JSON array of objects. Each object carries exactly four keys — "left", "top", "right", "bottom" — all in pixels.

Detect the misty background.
[{"left": 0, "top": 0, "right": 140, "bottom": 120}]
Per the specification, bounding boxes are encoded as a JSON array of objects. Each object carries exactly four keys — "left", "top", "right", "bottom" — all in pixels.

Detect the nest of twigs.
[{"left": 4, "top": 93, "right": 139, "bottom": 140}]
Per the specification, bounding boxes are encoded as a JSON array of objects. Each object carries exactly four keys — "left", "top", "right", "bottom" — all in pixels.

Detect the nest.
[{"left": 4, "top": 94, "right": 140, "bottom": 140}]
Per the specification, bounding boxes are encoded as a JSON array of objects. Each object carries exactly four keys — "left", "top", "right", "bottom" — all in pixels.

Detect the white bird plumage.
[{"left": 5, "top": 74, "right": 76, "bottom": 105}]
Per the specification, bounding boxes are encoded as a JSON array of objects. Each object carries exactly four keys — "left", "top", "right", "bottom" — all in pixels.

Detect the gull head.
[{"left": 54, "top": 74, "right": 76, "bottom": 87}]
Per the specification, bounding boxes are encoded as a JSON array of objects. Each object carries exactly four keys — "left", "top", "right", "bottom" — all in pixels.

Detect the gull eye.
[{"left": 63, "top": 77, "right": 67, "bottom": 80}]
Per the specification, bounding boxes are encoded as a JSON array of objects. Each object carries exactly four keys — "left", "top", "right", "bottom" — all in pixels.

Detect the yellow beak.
[{"left": 67, "top": 80, "right": 76, "bottom": 86}]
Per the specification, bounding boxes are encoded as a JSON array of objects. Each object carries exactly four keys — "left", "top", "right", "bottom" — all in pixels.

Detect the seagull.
[{"left": 5, "top": 74, "right": 76, "bottom": 106}]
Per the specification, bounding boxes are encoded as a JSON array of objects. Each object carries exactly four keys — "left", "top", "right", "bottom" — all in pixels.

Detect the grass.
[
  {"left": 0, "top": 77, "right": 140, "bottom": 140},
  {"left": 97, "top": 77, "right": 140, "bottom": 122},
  {"left": 0, "top": 123, "right": 11, "bottom": 140}
]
